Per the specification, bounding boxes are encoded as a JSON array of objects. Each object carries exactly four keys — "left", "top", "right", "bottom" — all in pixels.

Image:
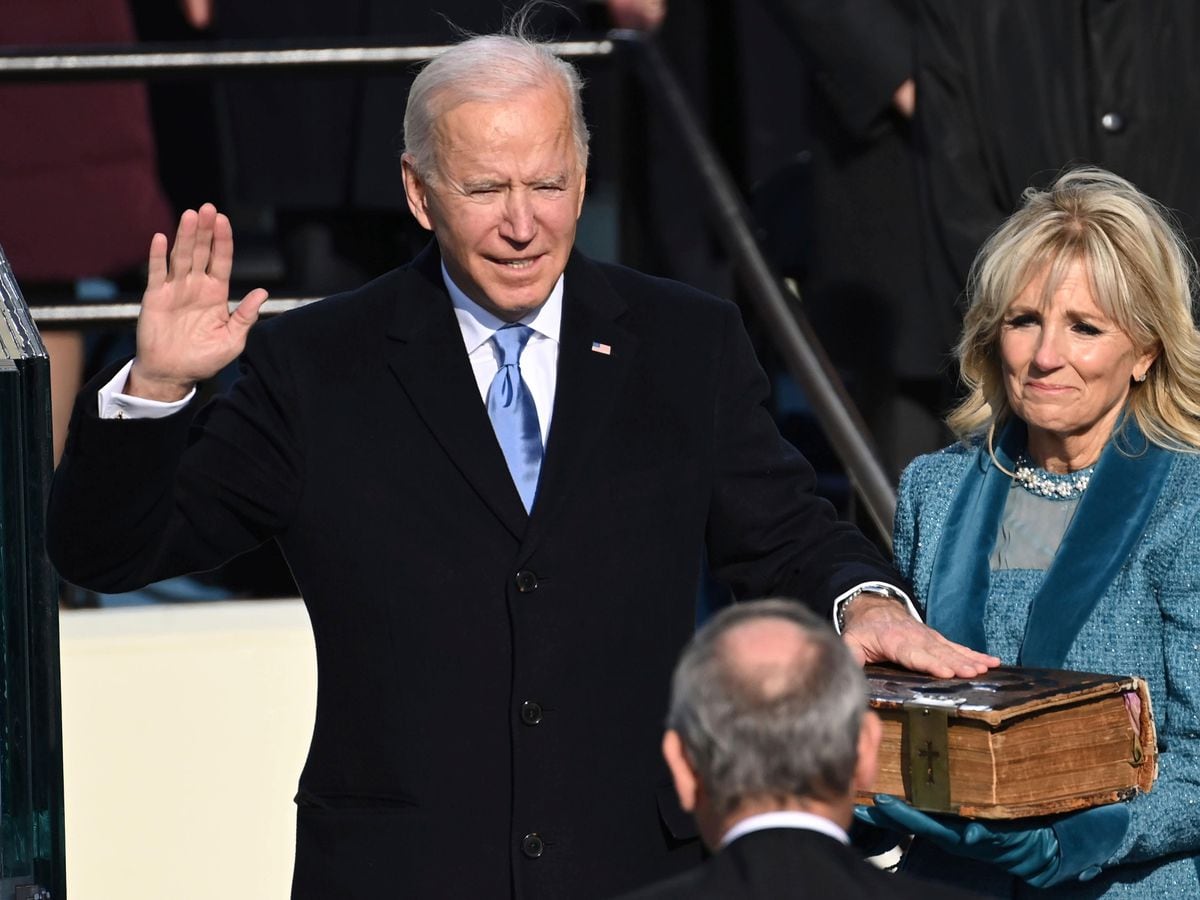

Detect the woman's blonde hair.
[{"left": 948, "top": 167, "right": 1200, "bottom": 452}]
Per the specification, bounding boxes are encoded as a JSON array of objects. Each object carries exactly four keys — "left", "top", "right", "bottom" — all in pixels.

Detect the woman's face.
[{"left": 999, "top": 258, "right": 1157, "bottom": 470}]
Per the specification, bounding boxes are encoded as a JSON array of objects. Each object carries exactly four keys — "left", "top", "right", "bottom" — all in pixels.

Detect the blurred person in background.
[
  {"left": 627, "top": 0, "right": 950, "bottom": 479},
  {"left": 0, "top": 0, "right": 172, "bottom": 465},
  {"left": 751, "top": 0, "right": 953, "bottom": 477},
  {"left": 167, "top": 0, "right": 663, "bottom": 296},
  {"left": 915, "top": 1, "right": 1200, "bottom": 318}
]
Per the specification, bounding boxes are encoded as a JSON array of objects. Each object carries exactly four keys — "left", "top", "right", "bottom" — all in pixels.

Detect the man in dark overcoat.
[{"left": 47, "top": 23, "right": 994, "bottom": 900}]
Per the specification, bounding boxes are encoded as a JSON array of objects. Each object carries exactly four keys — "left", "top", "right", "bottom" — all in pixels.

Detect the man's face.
[{"left": 403, "top": 85, "right": 587, "bottom": 322}]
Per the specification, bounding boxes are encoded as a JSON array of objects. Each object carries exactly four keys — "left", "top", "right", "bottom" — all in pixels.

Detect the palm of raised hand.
[{"left": 129, "top": 203, "right": 268, "bottom": 401}]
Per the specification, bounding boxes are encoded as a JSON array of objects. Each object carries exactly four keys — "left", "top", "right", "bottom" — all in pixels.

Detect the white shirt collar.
[
  {"left": 719, "top": 810, "right": 849, "bottom": 849},
  {"left": 442, "top": 261, "right": 564, "bottom": 355}
]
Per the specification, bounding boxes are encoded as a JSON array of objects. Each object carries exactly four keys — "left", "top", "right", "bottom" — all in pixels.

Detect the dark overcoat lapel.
[
  {"left": 383, "top": 244, "right": 529, "bottom": 541},
  {"left": 380, "top": 245, "right": 640, "bottom": 556},
  {"left": 520, "top": 252, "right": 636, "bottom": 560}
]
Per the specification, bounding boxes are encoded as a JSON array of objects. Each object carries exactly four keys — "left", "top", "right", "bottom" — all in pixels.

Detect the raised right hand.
[{"left": 128, "top": 203, "right": 268, "bottom": 401}]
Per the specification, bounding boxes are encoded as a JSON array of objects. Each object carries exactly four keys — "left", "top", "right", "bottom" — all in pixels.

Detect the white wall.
[{"left": 59, "top": 600, "right": 317, "bottom": 900}]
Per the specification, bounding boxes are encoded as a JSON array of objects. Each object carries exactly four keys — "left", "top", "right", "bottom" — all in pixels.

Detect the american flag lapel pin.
[{"left": 591, "top": 341, "right": 612, "bottom": 356}]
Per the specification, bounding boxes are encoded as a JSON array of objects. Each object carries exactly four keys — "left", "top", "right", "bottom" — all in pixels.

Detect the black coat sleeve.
[
  {"left": 914, "top": 0, "right": 1009, "bottom": 308},
  {"left": 759, "top": 0, "right": 914, "bottom": 138},
  {"left": 46, "top": 324, "right": 304, "bottom": 592},
  {"left": 703, "top": 302, "right": 907, "bottom": 616}
]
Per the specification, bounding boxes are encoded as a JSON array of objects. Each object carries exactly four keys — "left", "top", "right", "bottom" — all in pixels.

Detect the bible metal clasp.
[{"left": 903, "top": 703, "right": 955, "bottom": 813}]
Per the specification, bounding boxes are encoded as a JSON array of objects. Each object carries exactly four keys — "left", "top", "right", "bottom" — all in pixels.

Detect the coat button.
[
  {"left": 515, "top": 570, "right": 539, "bottom": 593},
  {"left": 1100, "top": 111, "right": 1125, "bottom": 134},
  {"left": 521, "top": 833, "right": 544, "bottom": 858},
  {"left": 520, "top": 701, "right": 543, "bottom": 726}
]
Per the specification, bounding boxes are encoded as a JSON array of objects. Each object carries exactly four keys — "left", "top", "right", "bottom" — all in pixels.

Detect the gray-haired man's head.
[{"left": 662, "top": 599, "right": 880, "bottom": 845}]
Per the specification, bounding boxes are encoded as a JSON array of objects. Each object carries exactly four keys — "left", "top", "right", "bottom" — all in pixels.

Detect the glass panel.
[{"left": 0, "top": 245, "right": 65, "bottom": 899}]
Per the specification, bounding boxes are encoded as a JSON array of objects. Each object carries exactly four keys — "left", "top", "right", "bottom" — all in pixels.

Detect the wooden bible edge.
[
  {"left": 855, "top": 785, "right": 1142, "bottom": 821},
  {"left": 966, "top": 674, "right": 1146, "bottom": 726},
  {"left": 1133, "top": 676, "right": 1159, "bottom": 793}
]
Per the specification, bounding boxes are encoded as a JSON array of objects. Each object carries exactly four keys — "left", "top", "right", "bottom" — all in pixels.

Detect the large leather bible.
[{"left": 858, "top": 665, "right": 1157, "bottom": 819}]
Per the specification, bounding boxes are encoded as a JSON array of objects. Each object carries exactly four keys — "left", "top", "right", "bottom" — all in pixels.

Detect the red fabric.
[{"left": 0, "top": 0, "right": 171, "bottom": 281}]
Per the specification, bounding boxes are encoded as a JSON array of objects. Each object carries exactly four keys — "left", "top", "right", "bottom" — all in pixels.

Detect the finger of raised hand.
[
  {"left": 168, "top": 208, "right": 199, "bottom": 280},
  {"left": 146, "top": 232, "right": 169, "bottom": 293},
  {"left": 208, "top": 212, "right": 236, "bottom": 283},
  {"left": 229, "top": 288, "right": 269, "bottom": 339},
  {"left": 191, "top": 203, "right": 218, "bottom": 275}
]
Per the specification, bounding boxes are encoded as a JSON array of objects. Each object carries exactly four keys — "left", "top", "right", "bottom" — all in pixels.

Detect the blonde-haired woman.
[{"left": 859, "top": 168, "right": 1200, "bottom": 896}]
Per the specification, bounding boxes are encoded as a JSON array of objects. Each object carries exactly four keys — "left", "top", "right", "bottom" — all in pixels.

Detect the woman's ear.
[{"left": 1133, "top": 342, "right": 1161, "bottom": 383}]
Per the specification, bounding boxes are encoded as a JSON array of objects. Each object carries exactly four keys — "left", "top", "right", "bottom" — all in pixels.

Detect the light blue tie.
[{"left": 486, "top": 324, "right": 543, "bottom": 512}]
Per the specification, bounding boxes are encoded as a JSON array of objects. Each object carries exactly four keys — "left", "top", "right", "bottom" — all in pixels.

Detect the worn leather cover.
[{"left": 859, "top": 665, "right": 1157, "bottom": 819}]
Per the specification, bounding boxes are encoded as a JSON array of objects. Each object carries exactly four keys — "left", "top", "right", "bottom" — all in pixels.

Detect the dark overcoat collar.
[{"left": 383, "top": 243, "right": 636, "bottom": 556}]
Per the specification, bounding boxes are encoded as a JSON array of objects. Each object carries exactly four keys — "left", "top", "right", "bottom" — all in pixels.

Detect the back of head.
[
  {"left": 950, "top": 166, "right": 1200, "bottom": 450},
  {"left": 403, "top": 4, "right": 590, "bottom": 183},
  {"left": 666, "top": 599, "right": 867, "bottom": 817}
]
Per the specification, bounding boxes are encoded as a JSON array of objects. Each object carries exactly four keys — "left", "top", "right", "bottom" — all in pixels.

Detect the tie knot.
[{"left": 492, "top": 324, "right": 535, "bottom": 366}]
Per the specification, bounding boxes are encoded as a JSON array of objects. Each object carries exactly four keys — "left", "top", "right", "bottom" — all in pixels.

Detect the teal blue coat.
[{"left": 893, "top": 424, "right": 1200, "bottom": 897}]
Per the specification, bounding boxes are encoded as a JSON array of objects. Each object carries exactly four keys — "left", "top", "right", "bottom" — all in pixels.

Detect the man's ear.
[
  {"left": 575, "top": 169, "right": 587, "bottom": 220},
  {"left": 662, "top": 730, "right": 698, "bottom": 813},
  {"left": 401, "top": 154, "right": 435, "bottom": 233},
  {"left": 852, "top": 710, "right": 882, "bottom": 796}
]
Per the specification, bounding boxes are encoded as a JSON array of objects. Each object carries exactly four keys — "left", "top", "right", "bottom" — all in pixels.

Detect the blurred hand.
[
  {"left": 856, "top": 795, "right": 1059, "bottom": 886},
  {"left": 607, "top": 0, "right": 666, "bottom": 32},
  {"left": 892, "top": 77, "right": 915, "bottom": 118},
  {"left": 841, "top": 593, "right": 998, "bottom": 678},
  {"left": 128, "top": 204, "right": 267, "bottom": 402},
  {"left": 180, "top": 0, "right": 213, "bottom": 29}
]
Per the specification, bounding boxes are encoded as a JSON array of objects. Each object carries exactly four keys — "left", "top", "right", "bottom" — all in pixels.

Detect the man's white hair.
[{"left": 403, "top": 10, "right": 590, "bottom": 183}]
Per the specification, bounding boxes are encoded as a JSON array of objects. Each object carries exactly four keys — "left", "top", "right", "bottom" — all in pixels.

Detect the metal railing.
[
  {"left": 0, "top": 39, "right": 614, "bottom": 80},
  {"left": 627, "top": 36, "right": 896, "bottom": 538},
  {"left": 9, "top": 33, "right": 896, "bottom": 543}
]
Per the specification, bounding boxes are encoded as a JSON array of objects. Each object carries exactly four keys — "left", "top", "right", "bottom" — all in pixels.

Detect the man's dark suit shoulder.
[
  {"left": 611, "top": 828, "right": 982, "bottom": 900},
  {"left": 252, "top": 247, "right": 742, "bottom": 352}
]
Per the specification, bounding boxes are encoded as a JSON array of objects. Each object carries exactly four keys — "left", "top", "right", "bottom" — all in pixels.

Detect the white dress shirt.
[
  {"left": 720, "top": 810, "right": 850, "bottom": 848},
  {"left": 445, "top": 262, "right": 561, "bottom": 448},
  {"left": 98, "top": 264, "right": 563, "bottom": 449}
]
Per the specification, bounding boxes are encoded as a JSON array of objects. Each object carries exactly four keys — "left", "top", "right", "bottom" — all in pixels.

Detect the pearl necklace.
[{"left": 1013, "top": 456, "right": 1095, "bottom": 499}]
